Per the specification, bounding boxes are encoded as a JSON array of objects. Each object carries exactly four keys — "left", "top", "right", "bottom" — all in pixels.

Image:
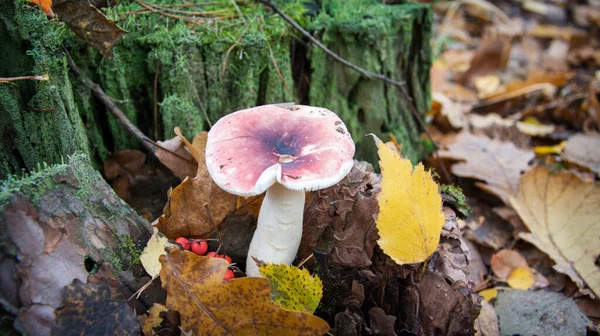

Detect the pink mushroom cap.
[{"left": 205, "top": 104, "right": 355, "bottom": 196}]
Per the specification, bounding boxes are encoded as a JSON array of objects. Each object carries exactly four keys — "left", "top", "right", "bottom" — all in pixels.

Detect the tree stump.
[{"left": 0, "top": 155, "right": 154, "bottom": 335}]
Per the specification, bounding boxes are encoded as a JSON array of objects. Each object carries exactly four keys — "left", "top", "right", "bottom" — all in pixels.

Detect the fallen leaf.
[
  {"left": 368, "top": 307, "right": 397, "bottom": 336},
  {"left": 478, "top": 288, "right": 498, "bottom": 302},
  {"left": 440, "top": 132, "right": 534, "bottom": 204},
  {"left": 534, "top": 140, "right": 567, "bottom": 155},
  {"left": 155, "top": 136, "right": 197, "bottom": 180},
  {"left": 455, "top": 33, "right": 511, "bottom": 86},
  {"left": 510, "top": 166, "right": 600, "bottom": 298},
  {"left": 528, "top": 24, "right": 587, "bottom": 44},
  {"left": 154, "top": 175, "right": 236, "bottom": 239},
  {"left": 430, "top": 92, "right": 472, "bottom": 129},
  {"left": 103, "top": 149, "right": 147, "bottom": 180},
  {"left": 481, "top": 68, "right": 569, "bottom": 100},
  {"left": 29, "top": 0, "right": 53, "bottom": 15},
  {"left": 490, "top": 249, "right": 529, "bottom": 280},
  {"left": 159, "top": 248, "right": 330, "bottom": 335},
  {"left": 474, "top": 75, "right": 500, "bottom": 97},
  {"left": 495, "top": 290, "right": 592, "bottom": 335},
  {"left": 139, "top": 304, "right": 168, "bottom": 336},
  {"left": 53, "top": 279, "right": 140, "bottom": 335},
  {"left": 140, "top": 228, "right": 170, "bottom": 278},
  {"left": 52, "top": 0, "right": 126, "bottom": 57},
  {"left": 506, "top": 267, "right": 534, "bottom": 290},
  {"left": 374, "top": 135, "right": 445, "bottom": 264},
  {"left": 258, "top": 263, "right": 323, "bottom": 314},
  {"left": 474, "top": 299, "right": 499, "bottom": 336},
  {"left": 564, "top": 134, "right": 600, "bottom": 175},
  {"left": 468, "top": 113, "right": 555, "bottom": 136}
]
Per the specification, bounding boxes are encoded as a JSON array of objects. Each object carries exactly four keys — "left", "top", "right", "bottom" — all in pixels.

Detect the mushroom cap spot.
[{"left": 205, "top": 104, "right": 355, "bottom": 196}]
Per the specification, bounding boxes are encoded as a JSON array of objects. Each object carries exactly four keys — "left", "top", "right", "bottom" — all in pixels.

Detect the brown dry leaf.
[
  {"left": 159, "top": 248, "right": 330, "bottom": 335},
  {"left": 569, "top": 46, "right": 600, "bottom": 67},
  {"left": 474, "top": 300, "right": 499, "bottom": 336},
  {"left": 140, "top": 303, "right": 168, "bottom": 336},
  {"left": 53, "top": 279, "right": 140, "bottom": 335},
  {"left": 154, "top": 175, "right": 236, "bottom": 240},
  {"left": 431, "top": 92, "right": 472, "bottom": 129},
  {"left": 52, "top": 0, "right": 126, "bottom": 57},
  {"left": 103, "top": 149, "right": 146, "bottom": 180},
  {"left": 510, "top": 166, "right": 600, "bottom": 298},
  {"left": 564, "top": 134, "right": 600, "bottom": 175},
  {"left": 455, "top": 34, "right": 511, "bottom": 86},
  {"left": 155, "top": 136, "right": 196, "bottom": 180},
  {"left": 491, "top": 249, "right": 534, "bottom": 290},
  {"left": 481, "top": 68, "right": 569, "bottom": 101},
  {"left": 431, "top": 61, "right": 478, "bottom": 102},
  {"left": 439, "top": 132, "right": 534, "bottom": 204},
  {"left": 155, "top": 130, "right": 236, "bottom": 239}
]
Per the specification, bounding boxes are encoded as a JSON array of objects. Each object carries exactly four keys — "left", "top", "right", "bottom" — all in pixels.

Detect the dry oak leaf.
[
  {"left": 155, "top": 131, "right": 236, "bottom": 239},
  {"left": 510, "top": 166, "right": 600, "bottom": 298},
  {"left": 52, "top": 0, "right": 126, "bottom": 57},
  {"left": 155, "top": 136, "right": 197, "bottom": 180},
  {"left": 439, "top": 132, "right": 534, "bottom": 204},
  {"left": 159, "top": 248, "right": 330, "bottom": 335},
  {"left": 374, "top": 135, "right": 445, "bottom": 264}
]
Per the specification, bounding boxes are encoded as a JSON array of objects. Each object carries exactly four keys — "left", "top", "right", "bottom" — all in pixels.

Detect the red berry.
[
  {"left": 175, "top": 237, "right": 190, "bottom": 250},
  {"left": 190, "top": 240, "right": 208, "bottom": 255},
  {"left": 206, "top": 251, "right": 217, "bottom": 258},
  {"left": 222, "top": 255, "right": 233, "bottom": 264},
  {"left": 224, "top": 269, "right": 234, "bottom": 280}
]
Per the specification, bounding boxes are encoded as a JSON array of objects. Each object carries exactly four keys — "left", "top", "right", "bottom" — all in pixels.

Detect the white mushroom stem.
[{"left": 245, "top": 182, "right": 305, "bottom": 277}]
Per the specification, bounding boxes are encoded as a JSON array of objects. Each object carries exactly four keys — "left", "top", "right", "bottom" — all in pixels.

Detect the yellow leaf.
[
  {"left": 258, "top": 263, "right": 323, "bottom": 313},
  {"left": 159, "top": 249, "right": 329, "bottom": 335},
  {"left": 140, "top": 228, "right": 170, "bottom": 278},
  {"left": 140, "top": 304, "right": 168, "bottom": 335},
  {"left": 510, "top": 166, "right": 600, "bottom": 298},
  {"left": 507, "top": 267, "right": 534, "bottom": 290},
  {"left": 373, "top": 135, "right": 445, "bottom": 264},
  {"left": 534, "top": 141, "right": 566, "bottom": 155},
  {"left": 479, "top": 288, "right": 498, "bottom": 301}
]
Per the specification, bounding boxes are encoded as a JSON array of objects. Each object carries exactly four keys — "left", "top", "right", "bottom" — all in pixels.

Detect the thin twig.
[
  {"left": 255, "top": 0, "right": 452, "bottom": 182},
  {"left": 135, "top": 0, "right": 207, "bottom": 24},
  {"left": 203, "top": 204, "right": 227, "bottom": 256},
  {"left": 153, "top": 57, "right": 160, "bottom": 140},
  {"left": 296, "top": 253, "right": 313, "bottom": 269},
  {"left": 256, "top": 0, "right": 405, "bottom": 88},
  {"left": 0, "top": 74, "right": 49, "bottom": 83},
  {"left": 66, "top": 51, "right": 155, "bottom": 153},
  {"left": 0, "top": 297, "right": 18, "bottom": 316},
  {"left": 142, "top": 137, "right": 195, "bottom": 163},
  {"left": 186, "top": 73, "right": 212, "bottom": 128}
]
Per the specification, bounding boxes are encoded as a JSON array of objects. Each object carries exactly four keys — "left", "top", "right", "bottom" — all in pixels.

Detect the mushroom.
[{"left": 205, "top": 103, "right": 355, "bottom": 276}]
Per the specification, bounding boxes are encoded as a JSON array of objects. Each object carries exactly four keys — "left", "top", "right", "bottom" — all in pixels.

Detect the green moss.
[
  {"left": 441, "top": 184, "right": 471, "bottom": 217},
  {"left": 0, "top": 1, "right": 90, "bottom": 179}
]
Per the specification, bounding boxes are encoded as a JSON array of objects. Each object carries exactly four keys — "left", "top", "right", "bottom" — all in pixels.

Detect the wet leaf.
[
  {"left": 140, "top": 228, "right": 170, "bottom": 278},
  {"left": 159, "top": 248, "right": 330, "bottom": 335},
  {"left": 52, "top": 0, "right": 126, "bottom": 57},
  {"left": 495, "top": 290, "right": 592, "bottom": 335},
  {"left": 510, "top": 166, "right": 600, "bottom": 298},
  {"left": 258, "top": 263, "right": 323, "bottom": 313},
  {"left": 374, "top": 135, "right": 445, "bottom": 264},
  {"left": 53, "top": 279, "right": 140, "bottom": 335},
  {"left": 440, "top": 132, "right": 534, "bottom": 204}
]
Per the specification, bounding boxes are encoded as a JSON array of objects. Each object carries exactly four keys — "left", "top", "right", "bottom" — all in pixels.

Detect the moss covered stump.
[{"left": 309, "top": 1, "right": 432, "bottom": 164}]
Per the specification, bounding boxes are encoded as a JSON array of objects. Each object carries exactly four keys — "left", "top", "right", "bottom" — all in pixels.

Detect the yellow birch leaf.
[
  {"left": 373, "top": 135, "right": 445, "bottom": 264},
  {"left": 140, "top": 228, "right": 170, "bottom": 278},
  {"left": 510, "top": 166, "right": 600, "bottom": 298},
  {"left": 258, "top": 263, "right": 323, "bottom": 314},
  {"left": 507, "top": 267, "right": 535, "bottom": 290},
  {"left": 479, "top": 288, "right": 498, "bottom": 301}
]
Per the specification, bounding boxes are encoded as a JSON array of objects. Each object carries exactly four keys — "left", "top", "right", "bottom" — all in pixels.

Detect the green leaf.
[{"left": 259, "top": 263, "right": 323, "bottom": 313}]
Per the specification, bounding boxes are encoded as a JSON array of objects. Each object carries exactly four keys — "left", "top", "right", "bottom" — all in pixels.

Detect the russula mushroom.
[{"left": 205, "top": 103, "right": 355, "bottom": 276}]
